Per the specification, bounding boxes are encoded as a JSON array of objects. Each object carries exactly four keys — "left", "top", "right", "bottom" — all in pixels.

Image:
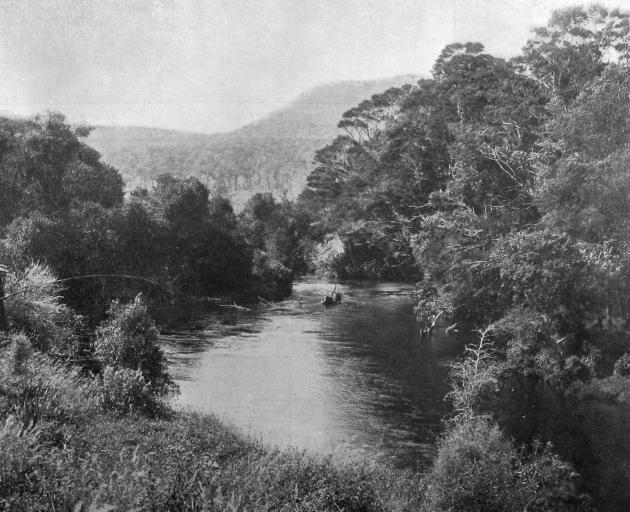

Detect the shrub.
[
  {"left": 94, "top": 296, "right": 173, "bottom": 394},
  {"left": 517, "top": 442, "right": 591, "bottom": 512},
  {"left": 613, "top": 352, "right": 630, "bottom": 377},
  {"left": 423, "top": 415, "right": 590, "bottom": 512},
  {"left": 423, "top": 416, "right": 518, "bottom": 511},
  {"left": 0, "top": 416, "right": 45, "bottom": 509},
  {"left": 0, "top": 341, "right": 98, "bottom": 425},
  {"left": 4, "top": 262, "right": 79, "bottom": 353},
  {"left": 96, "top": 366, "right": 161, "bottom": 415},
  {"left": 7, "top": 333, "right": 32, "bottom": 375},
  {"left": 251, "top": 250, "right": 293, "bottom": 300},
  {"left": 310, "top": 234, "right": 345, "bottom": 278}
]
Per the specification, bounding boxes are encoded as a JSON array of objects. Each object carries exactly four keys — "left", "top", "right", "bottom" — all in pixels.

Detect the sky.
[{"left": 0, "top": 0, "right": 628, "bottom": 134}]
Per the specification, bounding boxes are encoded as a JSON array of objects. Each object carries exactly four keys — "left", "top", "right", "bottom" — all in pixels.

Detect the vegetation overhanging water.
[
  {"left": 3, "top": 4, "right": 630, "bottom": 510},
  {"left": 164, "top": 279, "right": 463, "bottom": 469}
]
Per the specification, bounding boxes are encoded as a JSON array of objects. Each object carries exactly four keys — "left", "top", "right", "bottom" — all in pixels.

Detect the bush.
[
  {"left": 6, "top": 333, "right": 32, "bottom": 375},
  {"left": 423, "top": 415, "right": 590, "bottom": 512},
  {"left": 0, "top": 416, "right": 46, "bottom": 509},
  {"left": 94, "top": 296, "right": 173, "bottom": 394},
  {"left": 4, "top": 262, "right": 80, "bottom": 353},
  {"left": 97, "top": 366, "right": 161, "bottom": 415},
  {"left": 0, "top": 339, "right": 98, "bottom": 425},
  {"left": 251, "top": 250, "right": 293, "bottom": 300},
  {"left": 613, "top": 352, "right": 630, "bottom": 377},
  {"left": 423, "top": 416, "right": 518, "bottom": 511}
]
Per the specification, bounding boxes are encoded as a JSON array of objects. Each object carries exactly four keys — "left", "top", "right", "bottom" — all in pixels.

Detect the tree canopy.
[{"left": 299, "top": 6, "right": 630, "bottom": 508}]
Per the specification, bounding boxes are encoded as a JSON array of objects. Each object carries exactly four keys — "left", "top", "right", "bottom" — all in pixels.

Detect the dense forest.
[
  {"left": 2, "top": 4, "right": 630, "bottom": 511},
  {"left": 299, "top": 4, "right": 630, "bottom": 510},
  {"left": 0, "top": 113, "right": 315, "bottom": 324}
]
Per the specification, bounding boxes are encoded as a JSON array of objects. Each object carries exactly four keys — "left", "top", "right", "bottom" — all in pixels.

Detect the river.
[{"left": 162, "top": 279, "right": 464, "bottom": 469}]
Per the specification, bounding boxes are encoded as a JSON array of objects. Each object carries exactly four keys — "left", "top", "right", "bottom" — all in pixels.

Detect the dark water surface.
[{"left": 162, "top": 279, "right": 464, "bottom": 468}]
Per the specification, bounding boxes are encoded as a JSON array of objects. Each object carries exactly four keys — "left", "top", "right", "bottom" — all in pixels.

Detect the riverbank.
[
  {"left": 1, "top": 286, "right": 592, "bottom": 512},
  {"left": 1, "top": 400, "right": 427, "bottom": 510},
  {"left": 0, "top": 285, "right": 427, "bottom": 511},
  {"left": 165, "top": 280, "right": 457, "bottom": 468}
]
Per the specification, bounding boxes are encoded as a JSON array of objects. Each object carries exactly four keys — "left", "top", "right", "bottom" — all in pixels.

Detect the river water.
[{"left": 162, "top": 279, "right": 464, "bottom": 469}]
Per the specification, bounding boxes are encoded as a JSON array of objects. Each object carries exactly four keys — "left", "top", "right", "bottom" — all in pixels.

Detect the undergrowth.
[{"left": 0, "top": 333, "right": 425, "bottom": 511}]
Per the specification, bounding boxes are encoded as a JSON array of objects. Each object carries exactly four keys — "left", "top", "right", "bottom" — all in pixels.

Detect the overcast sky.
[{"left": 0, "top": 0, "right": 627, "bottom": 133}]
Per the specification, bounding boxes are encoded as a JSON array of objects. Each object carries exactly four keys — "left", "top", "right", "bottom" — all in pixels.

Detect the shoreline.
[{"left": 0, "top": 392, "right": 427, "bottom": 510}]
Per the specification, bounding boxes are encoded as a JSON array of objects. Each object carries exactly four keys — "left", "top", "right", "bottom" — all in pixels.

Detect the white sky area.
[{"left": 0, "top": 0, "right": 628, "bottom": 134}]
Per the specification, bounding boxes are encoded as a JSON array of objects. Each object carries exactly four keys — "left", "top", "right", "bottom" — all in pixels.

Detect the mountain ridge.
[{"left": 87, "top": 74, "right": 422, "bottom": 202}]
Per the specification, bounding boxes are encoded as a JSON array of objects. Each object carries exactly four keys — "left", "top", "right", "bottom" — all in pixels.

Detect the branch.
[{"left": 219, "top": 301, "right": 251, "bottom": 311}]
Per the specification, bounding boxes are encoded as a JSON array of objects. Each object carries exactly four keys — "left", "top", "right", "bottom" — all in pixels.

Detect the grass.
[
  {"left": 0, "top": 410, "right": 427, "bottom": 511},
  {"left": 0, "top": 274, "right": 591, "bottom": 511},
  {"left": 0, "top": 340, "right": 426, "bottom": 511}
]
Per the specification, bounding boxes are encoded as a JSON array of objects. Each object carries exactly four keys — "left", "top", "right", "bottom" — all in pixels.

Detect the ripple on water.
[{"left": 163, "top": 280, "right": 460, "bottom": 469}]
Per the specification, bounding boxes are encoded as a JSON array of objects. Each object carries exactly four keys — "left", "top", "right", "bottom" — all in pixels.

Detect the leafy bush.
[
  {"left": 251, "top": 250, "right": 294, "bottom": 300},
  {"left": 0, "top": 415, "right": 46, "bottom": 510},
  {"left": 94, "top": 296, "right": 173, "bottom": 394},
  {"left": 423, "top": 416, "right": 519, "bottom": 511},
  {"left": 431, "top": 323, "right": 591, "bottom": 512},
  {"left": 0, "top": 339, "right": 98, "bottom": 425},
  {"left": 5, "top": 333, "right": 32, "bottom": 375},
  {"left": 614, "top": 352, "right": 630, "bottom": 377},
  {"left": 310, "top": 234, "right": 346, "bottom": 278},
  {"left": 97, "top": 366, "right": 161, "bottom": 415},
  {"left": 423, "top": 416, "right": 590, "bottom": 512}
]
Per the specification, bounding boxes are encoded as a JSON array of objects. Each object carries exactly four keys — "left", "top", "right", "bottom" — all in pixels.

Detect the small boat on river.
[{"left": 321, "top": 291, "right": 342, "bottom": 307}]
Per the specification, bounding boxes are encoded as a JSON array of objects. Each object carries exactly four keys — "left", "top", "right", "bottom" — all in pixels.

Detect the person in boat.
[
  {"left": 321, "top": 292, "right": 342, "bottom": 307},
  {"left": 321, "top": 295, "right": 335, "bottom": 306}
]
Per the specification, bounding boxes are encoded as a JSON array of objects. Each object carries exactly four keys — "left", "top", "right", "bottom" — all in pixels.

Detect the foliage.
[
  {"left": 0, "top": 110, "right": 299, "bottom": 321},
  {"left": 0, "top": 329, "right": 427, "bottom": 512},
  {"left": 517, "top": 5, "right": 630, "bottom": 103},
  {"left": 86, "top": 77, "right": 415, "bottom": 200},
  {"left": 448, "top": 326, "right": 499, "bottom": 417},
  {"left": 96, "top": 366, "right": 161, "bottom": 415},
  {"left": 4, "top": 262, "right": 81, "bottom": 353},
  {"left": 251, "top": 250, "right": 294, "bottom": 300},
  {"left": 239, "top": 192, "right": 313, "bottom": 274},
  {"left": 613, "top": 352, "right": 630, "bottom": 377},
  {"left": 423, "top": 415, "right": 590, "bottom": 512},
  {"left": 94, "top": 297, "right": 172, "bottom": 393},
  {"left": 310, "top": 234, "right": 346, "bottom": 277},
  {"left": 0, "top": 113, "right": 123, "bottom": 226},
  {"left": 0, "top": 339, "right": 98, "bottom": 426}
]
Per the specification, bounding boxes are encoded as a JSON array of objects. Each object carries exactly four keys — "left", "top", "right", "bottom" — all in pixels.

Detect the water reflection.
[{"left": 162, "top": 279, "right": 464, "bottom": 468}]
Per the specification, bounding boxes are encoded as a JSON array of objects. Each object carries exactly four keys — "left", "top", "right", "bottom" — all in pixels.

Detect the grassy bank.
[
  {"left": 0, "top": 266, "right": 593, "bottom": 511},
  {"left": 0, "top": 264, "right": 424, "bottom": 511},
  {"left": 0, "top": 337, "right": 592, "bottom": 512},
  {"left": 1, "top": 387, "right": 426, "bottom": 511}
]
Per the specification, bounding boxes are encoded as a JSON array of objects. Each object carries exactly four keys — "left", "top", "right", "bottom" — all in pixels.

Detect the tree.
[
  {"left": 518, "top": 5, "right": 630, "bottom": 103},
  {"left": 0, "top": 113, "right": 124, "bottom": 226},
  {"left": 535, "top": 67, "right": 630, "bottom": 242}
]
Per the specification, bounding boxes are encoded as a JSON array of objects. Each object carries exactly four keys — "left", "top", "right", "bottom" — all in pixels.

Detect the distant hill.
[{"left": 87, "top": 75, "right": 420, "bottom": 204}]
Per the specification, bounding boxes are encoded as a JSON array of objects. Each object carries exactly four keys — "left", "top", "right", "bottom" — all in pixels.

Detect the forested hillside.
[
  {"left": 0, "top": 113, "right": 317, "bottom": 327},
  {"left": 87, "top": 75, "right": 419, "bottom": 202},
  {"left": 300, "top": 5, "right": 630, "bottom": 510}
]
